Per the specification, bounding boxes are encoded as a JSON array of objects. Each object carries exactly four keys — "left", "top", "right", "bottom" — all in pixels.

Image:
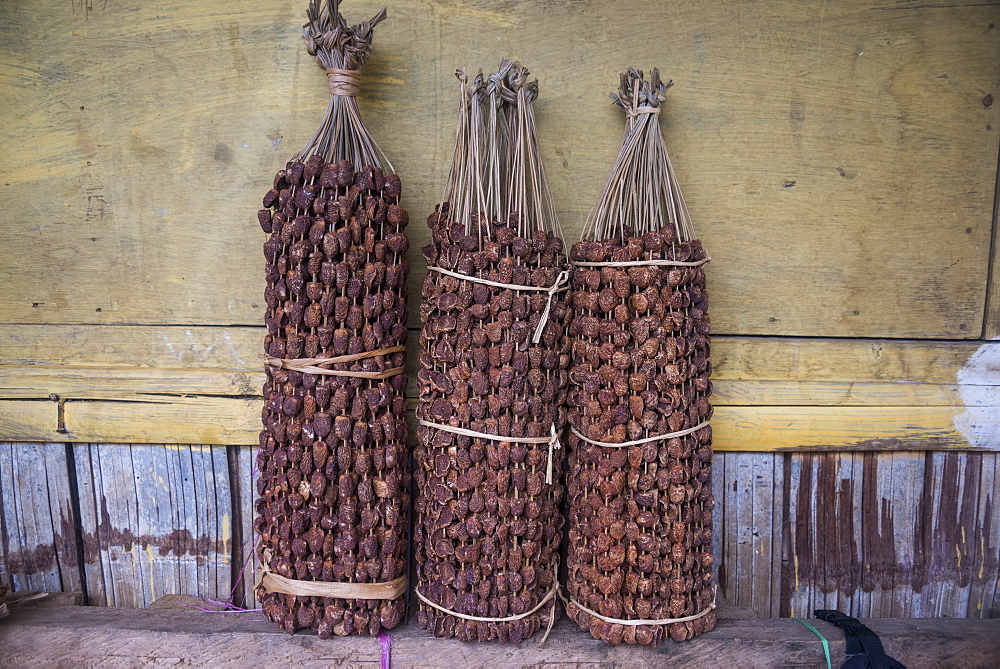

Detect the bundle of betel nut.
[
  {"left": 563, "top": 68, "right": 716, "bottom": 646},
  {"left": 253, "top": 0, "right": 410, "bottom": 637},
  {"left": 413, "top": 62, "right": 571, "bottom": 643}
]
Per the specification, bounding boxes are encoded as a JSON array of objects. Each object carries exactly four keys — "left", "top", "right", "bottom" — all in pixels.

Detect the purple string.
[
  {"left": 379, "top": 631, "right": 392, "bottom": 669},
  {"left": 227, "top": 535, "right": 261, "bottom": 602},
  {"left": 184, "top": 598, "right": 263, "bottom": 613}
]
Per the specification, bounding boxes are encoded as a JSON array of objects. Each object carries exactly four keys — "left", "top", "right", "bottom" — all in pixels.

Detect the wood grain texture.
[
  {"left": 0, "top": 443, "right": 80, "bottom": 595},
  {"left": 0, "top": 1, "right": 996, "bottom": 338},
  {"left": 2, "top": 604, "right": 998, "bottom": 668},
  {"left": 71, "top": 443, "right": 231, "bottom": 608}
]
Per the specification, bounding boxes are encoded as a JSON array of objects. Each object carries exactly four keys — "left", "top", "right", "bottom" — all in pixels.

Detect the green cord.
[{"left": 793, "top": 617, "right": 832, "bottom": 669}]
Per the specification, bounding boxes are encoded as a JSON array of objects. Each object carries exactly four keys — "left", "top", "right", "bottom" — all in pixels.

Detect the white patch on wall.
[{"left": 954, "top": 344, "right": 1000, "bottom": 448}]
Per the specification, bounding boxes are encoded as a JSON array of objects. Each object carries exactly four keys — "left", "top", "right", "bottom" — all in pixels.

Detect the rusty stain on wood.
[
  {"left": 76, "top": 495, "right": 226, "bottom": 569},
  {"left": 787, "top": 451, "right": 1000, "bottom": 617}
]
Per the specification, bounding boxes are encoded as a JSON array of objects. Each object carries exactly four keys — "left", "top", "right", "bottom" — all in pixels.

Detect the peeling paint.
[{"left": 954, "top": 344, "right": 1000, "bottom": 447}]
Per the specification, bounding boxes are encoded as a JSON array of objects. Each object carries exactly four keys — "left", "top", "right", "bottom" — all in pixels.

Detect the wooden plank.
[
  {"left": 2, "top": 326, "right": 996, "bottom": 407},
  {"left": 130, "top": 444, "right": 176, "bottom": 606},
  {"left": 234, "top": 445, "right": 260, "bottom": 609},
  {"left": 750, "top": 452, "right": 779, "bottom": 618},
  {"left": 4, "top": 398, "right": 998, "bottom": 452},
  {"left": 1, "top": 2, "right": 996, "bottom": 339},
  {"left": 4, "top": 605, "right": 998, "bottom": 667},
  {"left": 0, "top": 402, "right": 59, "bottom": 442},
  {"left": 3, "top": 331, "right": 995, "bottom": 450},
  {"left": 60, "top": 397, "right": 262, "bottom": 445},
  {"left": 732, "top": 453, "right": 754, "bottom": 610},
  {"left": 711, "top": 452, "right": 728, "bottom": 608},
  {"left": 97, "top": 443, "right": 143, "bottom": 608},
  {"left": 886, "top": 452, "right": 925, "bottom": 619},
  {"left": 716, "top": 405, "right": 999, "bottom": 452},
  {"left": 73, "top": 444, "right": 112, "bottom": 606},
  {"left": 967, "top": 454, "right": 999, "bottom": 617},
  {"left": 0, "top": 443, "right": 79, "bottom": 594}
]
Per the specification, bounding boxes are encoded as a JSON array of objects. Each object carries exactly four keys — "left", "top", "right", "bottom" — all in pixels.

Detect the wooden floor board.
[{"left": 2, "top": 603, "right": 997, "bottom": 667}]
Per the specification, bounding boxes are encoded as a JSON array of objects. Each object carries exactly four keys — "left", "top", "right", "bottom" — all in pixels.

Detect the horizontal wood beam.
[
  {"left": 2, "top": 325, "right": 995, "bottom": 403},
  {"left": 1, "top": 326, "right": 996, "bottom": 449},
  {"left": 1, "top": 603, "right": 997, "bottom": 666},
  {"left": 2, "top": 398, "right": 995, "bottom": 452}
]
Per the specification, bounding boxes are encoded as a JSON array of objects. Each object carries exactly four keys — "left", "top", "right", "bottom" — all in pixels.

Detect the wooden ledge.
[{"left": 0, "top": 599, "right": 998, "bottom": 667}]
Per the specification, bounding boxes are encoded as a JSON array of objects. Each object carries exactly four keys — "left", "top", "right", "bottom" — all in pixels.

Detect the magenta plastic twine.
[{"left": 378, "top": 631, "right": 392, "bottom": 669}]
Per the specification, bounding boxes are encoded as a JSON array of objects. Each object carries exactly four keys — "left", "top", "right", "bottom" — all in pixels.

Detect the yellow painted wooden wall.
[{"left": 1, "top": 0, "right": 999, "bottom": 618}]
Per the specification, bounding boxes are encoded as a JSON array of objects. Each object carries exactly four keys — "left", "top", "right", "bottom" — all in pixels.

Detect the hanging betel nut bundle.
[
  {"left": 253, "top": 0, "right": 410, "bottom": 637},
  {"left": 564, "top": 68, "right": 715, "bottom": 646},
  {"left": 413, "top": 61, "right": 570, "bottom": 643}
]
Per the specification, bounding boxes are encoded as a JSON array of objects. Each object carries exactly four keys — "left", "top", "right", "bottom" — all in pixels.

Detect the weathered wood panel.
[
  {"left": 786, "top": 451, "right": 1000, "bottom": 619},
  {"left": 0, "top": 1, "right": 996, "bottom": 339},
  {"left": 71, "top": 444, "right": 232, "bottom": 608},
  {"left": 0, "top": 443, "right": 80, "bottom": 594},
  {"left": 4, "top": 444, "right": 998, "bottom": 618}
]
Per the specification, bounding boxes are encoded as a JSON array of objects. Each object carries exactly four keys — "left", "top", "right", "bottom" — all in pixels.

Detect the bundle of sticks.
[
  {"left": 413, "top": 62, "right": 570, "bottom": 643},
  {"left": 253, "top": 0, "right": 410, "bottom": 637},
  {"left": 563, "top": 68, "right": 716, "bottom": 645}
]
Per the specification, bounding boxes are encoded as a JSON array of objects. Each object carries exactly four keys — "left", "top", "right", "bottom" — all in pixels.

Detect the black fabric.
[{"left": 815, "top": 610, "right": 906, "bottom": 669}]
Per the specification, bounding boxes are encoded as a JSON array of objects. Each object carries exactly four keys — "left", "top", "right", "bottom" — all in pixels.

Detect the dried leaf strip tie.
[
  {"left": 257, "top": 548, "right": 406, "bottom": 599},
  {"left": 264, "top": 345, "right": 406, "bottom": 378},
  {"left": 415, "top": 580, "right": 559, "bottom": 623},
  {"left": 427, "top": 266, "right": 570, "bottom": 343},
  {"left": 419, "top": 420, "right": 562, "bottom": 485},
  {"left": 562, "top": 587, "right": 717, "bottom": 627},
  {"left": 326, "top": 68, "right": 361, "bottom": 96},
  {"left": 569, "top": 420, "right": 711, "bottom": 449}
]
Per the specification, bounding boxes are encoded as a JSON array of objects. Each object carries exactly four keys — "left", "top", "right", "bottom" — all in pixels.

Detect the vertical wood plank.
[
  {"left": 787, "top": 453, "right": 807, "bottom": 618},
  {"left": 99, "top": 443, "right": 142, "bottom": 607},
  {"left": 74, "top": 444, "right": 111, "bottom": 606},
  {"left": 967, "top": 454, "right": 998, "bottom": 617},
  {"left": 0, "top": 443, "right": 79, "bottom": 593},
  {"left": 750, "top": 453, "right": 777, "bottom": 617},
  {"left": 891, "top": 452, "right": 926, "bottom": 618},
  {"left": 850, "top": 452, "right": 869, "bottom": 618},
  {"left": 132, "top": 444, "right": 173, "bottom": 605},
  {"left": 210, "top": 444, "right": 232, "bottom": 600},
  {"left": 42, "top": 444, "right": 82, "bottom": 594},
  {"left": 236, "top": 445, "right": 260, "bottom": 609},
  {"left": 733, "top": 452, "right": 754, "bottom": 609}
]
